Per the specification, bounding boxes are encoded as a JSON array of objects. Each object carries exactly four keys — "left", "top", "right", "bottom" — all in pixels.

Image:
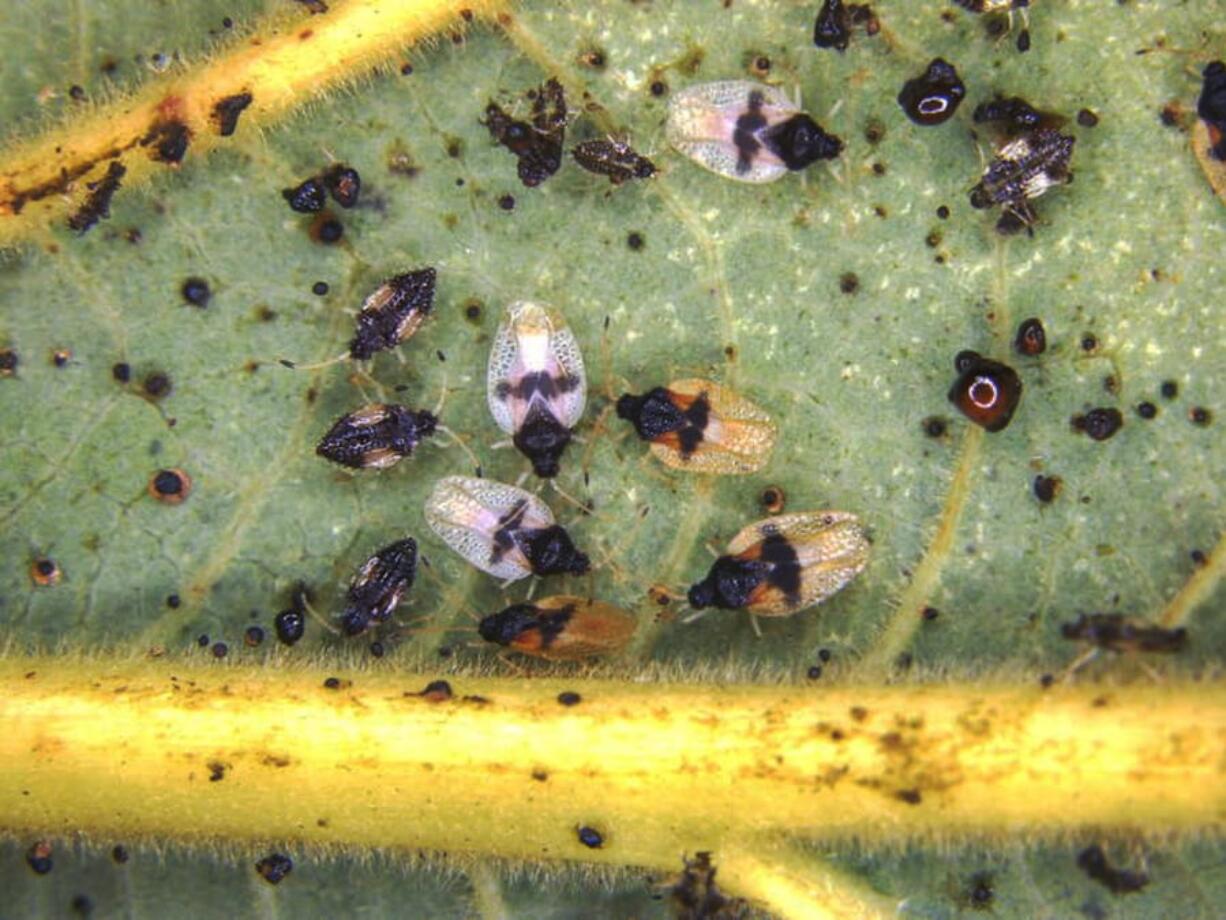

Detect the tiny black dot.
[
  {"left": 369, "top": 641, "right": 385, "bottom": 657},
  {"left": 557, "top": 691, "right": 581, "bottom": 706},
  {"left": 649, "top": 80, "right": 668, "bottom": 97},
  {"left": 211, "top": 641, "right": 228, "bottom": 658},
  {"left": 400, "top": 62, "right": 414, "bottom": 75},
  {"left": 1032, "top": 472, "right": 1060, "bottom": 503},
  {"left": 312, "top": 281, "right": 329, "bottom": 296},
  {"left": 244, "top": 626, "right": 265, "bottom": 647},
  {"left": 112, "top": 362, "right": 132, "bottom": 383},
  {"left": 925, "top": 230, "right": 942, "bottom": 248},
  {"left": 1073, "top": 407, "right": 1123, "bottom": 441},
  {"left": 1190, "top": 406, "right": 1212, "bottom": 426},
  {"left": 1160, "top": 380, "right": 1178, "bottom": 399},
  {"left": 1080, "top": 333, "right": 1098, "bottom": 352},
  {"left": 839, "top": 272, "right": 859, "bottom": 294},
  {"left": 922, "top": 606, "right": 940, "bottom": 621},
  {"left": 255, "top": 853, "right": 293, "bottom": 885},
  {"left": 1191, "top": 549, "right": 1207, "bottom": 566},
  {"left": 166, "top": 594, "right": 180, "bottom": 608},
  {"left": 317, "top": 218, "right": 343, "bottom": 244},
  {"left": 1076, "top": 108, "right": 1100, "bottom": 127},
  {"left": 818, "top": 648, "right": 832, "bottom": 663},
  {"left": 69, "top": 84, "right": 86, "bottom": 101},
  {"left": 497, "top": 193, "right": 516, "bottom": 211},
  {"left": 181, "top": 277, "right": 210, "bottom": 307},
  {"left": 143, "top": 372, "right": 172, "bottom": 398},
  {"left": 53, "top": 350, "right": 71, "bottom": 368},
  {"left": 111, "top": 845, "right": 130, "bottom": 864},
  {"left": 806, "top": 665, "right": 822, "bottom": 679},
  {"left": 197, "top": 634, "right": 210, "bottom": 648},
  {"left": 153, "top": 469, "right": 184, "bottom": 495},
  {"left": 627, "top": 231, "right": 645, "bottom": 251},
  {"left": 323, "top": 677, "right": 342, "bottom": 689},
  {"left": 576, "top": 826, "right": 604, "bottom": 848},
  {"left": 871, "top": 161, "right": 886, "bottom": 176},
  {"left": 922, "top": 416, "right": 948, "bottom": 438},
  {"left": 936, "top": 205, "right": 950, "bottom": 220},
  {"left": 1039, "top": 673, "right": 1055, "bottom": 688},
  {"left": 222, "top": 16, "right": 234, "bottom": 28},
  {"left": 464, "top": 301, "right": 482, "bottom": 321},
  {"left": 274, "top": 609, "right": 305, "bottom": 646},
  {"left": 1136, "top": 401, "right": 1157, "bottom": 419}
]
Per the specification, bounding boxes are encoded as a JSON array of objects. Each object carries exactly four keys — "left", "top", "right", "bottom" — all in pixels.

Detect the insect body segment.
[
  {"left": 666, "top": 81, "right": 843, "bottom": 184},
  {"left": 316, "top": 403, "right": 438, "bottom": 469},
  {"left": 425, "top": 476, "right": 590, "bottom": 581},
  {"left": 349, "top": 268, "right": 436, "bottom": 360},
  {"left": 340, "top": 539, "right": 417, "bottom": 636},
  {"left": 688, "top": 511, "right": 869, "bottom": 617},
  {"left": 616, "top": 379, "right": 776, "bottom": 474},
  {"left": 488, "top": 302, "right": 587, "bottom": 478},
  {"left": 478, "top": 595, "right": 636, "bottom": 659}
]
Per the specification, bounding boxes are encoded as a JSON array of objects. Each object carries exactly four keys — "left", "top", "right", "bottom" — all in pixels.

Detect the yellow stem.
[
  {"left": 3, "top": 657, "right": 1225, "bottom": 916},
  {"left": 0, "top": 0, "right": 507, "bottom": 247}
]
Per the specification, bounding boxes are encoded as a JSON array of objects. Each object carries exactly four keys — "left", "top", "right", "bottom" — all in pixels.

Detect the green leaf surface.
[{"left": 2, "top": 0, "right": 1224, "bottom": 917}]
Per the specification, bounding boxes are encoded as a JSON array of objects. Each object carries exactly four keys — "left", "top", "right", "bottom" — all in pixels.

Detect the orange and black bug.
[
  {"left": 947, "top": 351, "right": 1022, "bottom": 432},
  {"left": 30, "top": 557, "right": 61, "bottom": 586},
  {"left": 316, "top": 403, "right": 438, "bottom": 469},
  {"left": 148, "top": 468, "right": 192, "bottom": 504},
  {"left": 477, "top": 595, "right": 636, "bottom": 660},
  {"left": 571, "top": 139, "right": 656, "bottom": 185},
  {"left": 615, "top": 379, "right": 776, "bottom": 474},
  {"left": 1194, "top": 61, "right": 1226, "bottom": 203},
  {"left": 483, "top": 78, "right": 567, "bottom": 188},
  {"left": 686, "top": 511, "right": 869, "bottom": 626},
  {"left": 338, "top": 538, "right": 417, "bottom": 636}
]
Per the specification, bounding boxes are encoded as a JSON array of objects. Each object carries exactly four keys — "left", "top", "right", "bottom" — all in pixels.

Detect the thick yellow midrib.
[{"left": 3, "top": 658, "right": 1224, "bottom": 876}]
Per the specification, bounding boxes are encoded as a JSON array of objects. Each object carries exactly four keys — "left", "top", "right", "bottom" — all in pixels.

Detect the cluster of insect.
[
  {"left": 285, "top": 19, "right": 1225, "bottom": 666},
  {"left": 302, "top": 273, "right": 870, "bottom": 658}
]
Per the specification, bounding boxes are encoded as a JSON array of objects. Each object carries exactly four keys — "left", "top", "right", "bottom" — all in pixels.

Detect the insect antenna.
[
  {"left": 422, "top": 370, "right": 485, "bottom": 476},
  {"left": 298, "top": 595, "right": 341, "bottom": 637},
  {"left": 278, "top": 352, "right": 349, "bottom": 372}
]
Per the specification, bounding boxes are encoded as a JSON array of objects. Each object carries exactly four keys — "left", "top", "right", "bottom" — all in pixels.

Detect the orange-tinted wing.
[
  {"left": 649, "top": 378, "right": 776, "bottom": 475},
  {"left": 727, "top": 511, "right": 869, "bottom": 617},
  {"left": 513, "top": 596, "right": 637, "bottom": 660}
]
